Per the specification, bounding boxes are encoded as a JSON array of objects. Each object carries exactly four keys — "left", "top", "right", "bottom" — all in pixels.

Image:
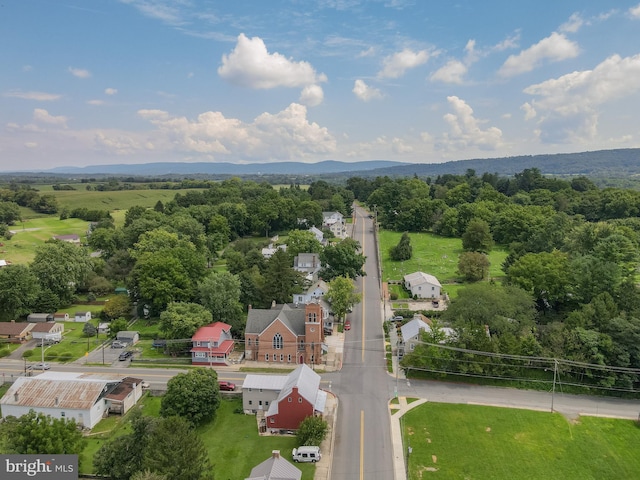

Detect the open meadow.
[
  {"left": 378, "top": 230, "right": 508, "bottom": 298},
  {"left": 402, "top": 402, "right": 640, "bottom": 480}
]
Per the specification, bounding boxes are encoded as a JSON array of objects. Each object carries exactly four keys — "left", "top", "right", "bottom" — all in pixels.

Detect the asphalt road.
[{"left": 328, "top": 206, "right": 394, "bottom": 480}]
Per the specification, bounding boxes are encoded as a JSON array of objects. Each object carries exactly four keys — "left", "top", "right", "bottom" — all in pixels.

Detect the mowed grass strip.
[
  {"left": 403, "top": 402, "right": 640, "bottom": 480},
  {"left": 50, "top": 188, "right": 206, "bottom": 212},
  {"left": 378, "top": 230, "right": 508, "bottom": 297}
]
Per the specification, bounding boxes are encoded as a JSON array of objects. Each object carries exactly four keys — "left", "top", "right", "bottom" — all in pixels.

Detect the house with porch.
[
  {"left": 322, "top": 211, "right": 347, "bottom": 239},
  {"left": 30, "top": 322, "right": 64, "bottom": 343},
  {"left": 242, "top": 373, "right": 289, "bottom": 413},
  {"left": 190, "top": 322, "right": 234, "bottom": 366},
  {"left": 245, "top": 302, "right": 325, "bottom": 366},
  {"left": 0, "top": 322, "right": 34, "bottom": 343}
]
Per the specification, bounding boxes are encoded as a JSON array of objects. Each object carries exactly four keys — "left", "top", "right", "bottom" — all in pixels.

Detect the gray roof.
[
  {"left": 267, "top": 364, "right": 324, "bottom": 416},
  {"left": 246, "top": 304, "right": 307, "bottom": 336},
  {"left": 246, "top": 451, "right": 301, "bottom": 480},
  {"left": 243, "top": 374, "right": 289, "bottom": 391},
  {"left": 404, "top": 271, "right": 441, "bottom": 287},
  {"left": 401, "top": 318, "right": 431, "bottom": 342}
]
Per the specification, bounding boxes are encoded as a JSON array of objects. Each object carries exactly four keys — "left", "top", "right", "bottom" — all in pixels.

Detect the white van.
[{"left": 292, "top": 446, "right": 321, "bottom": 463}]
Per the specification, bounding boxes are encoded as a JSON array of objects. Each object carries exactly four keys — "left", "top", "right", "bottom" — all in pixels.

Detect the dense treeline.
[{"left": 348, "top": 169, "right": 640, "bottom": 394}]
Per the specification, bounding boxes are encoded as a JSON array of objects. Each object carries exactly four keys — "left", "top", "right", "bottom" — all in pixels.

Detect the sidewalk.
[{"left": 389, "top": 396, "right": 428, "bottom": 480}]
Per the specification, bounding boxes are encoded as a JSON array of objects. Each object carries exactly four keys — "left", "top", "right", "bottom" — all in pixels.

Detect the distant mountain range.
[
  {"left": 45, "top": 160, "right": 405, "bottom": 176},
  {"left": 10, "top": 148, "right": 640, "bottom": 178}
]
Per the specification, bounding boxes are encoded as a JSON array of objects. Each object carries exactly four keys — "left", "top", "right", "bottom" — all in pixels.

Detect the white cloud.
[
  {"left": 440, "top": 96, "right": 503, "bottom": 151},
  {"left": 68, "top": 67, "right": 92, "bottom": 79},
  {"left": 87, "top": 100, "right": 105, "bottom": 106},
  {"left": 33, "top": 109, "right": 68, "bottom": 128},
  {"left": 4, "top": 90, "right": 61, "bottom": 101},
  {"left": 378, "top": 48, "right": 432, "bottom": 79},
  {"left": 119, "top": 0, "right": 185, "bottom": 26},
  {"left": 218, "top": 34, "right": 327, "bottom": 89},
  {"left": 357, "top": 46, "right": 376, "bottom": 58},
  {"left": 299, "top": 85, "right": 324, "bottom": 107},
  {"left": 391, "top": 137, "right": 413, "bottom": 154},
  {"left": 560, "top": 13, "right": 586, "bottom": 33},
  {"left": 23, "top": 65, "right": 33, "bottom": 72},
  {"left": 352, "top": 79, "right": 383, "bottom": 101},
  {"left": 524, "top": 53, "right": 640, "bottom": 142},
  {"left": 629, "top": 4, "right": 640, "bottom": 18},
  {"left": 24, "top": 142, "right": 38, "bottom": 148},
  {"left": 430, "top": 60, "right": 467, "bottom": 85},
  {"left": 521, "top": 102, "right": 537, "bottom": 120},
  {"left": 94, "top": 132, "right": 145, "bottom": 155},
  {"left": 498, "top": 32, "right": 579, "bottom": 77},
  {"left": 105, "top": 88, "right": 118, "bottom": 95},
  {"left": 136, "top": 103, "right": 336, "bottom": 160}
]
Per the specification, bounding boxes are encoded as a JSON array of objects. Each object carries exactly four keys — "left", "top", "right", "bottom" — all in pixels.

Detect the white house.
[
  {"left": 293, "top": 279, "right": 329, "bottom": 305},
  {"left": 322, "top": 212, "right": 347, "bottom": 239},
  {"left": 293, "top": 253, "right": 321, "bottom": 282},
  {"left": 308, "top": 226, "right": 324, "bottom": 244},
  {"left": 0, "top": 372, "right": 143, "bottom": 429},
  {"left": 30, "top": 322, "right": 64, "bottom": 343},
  {"left": 261, "top": 243, "right": 287, "bottom": 259},
  {"left": 403, "top": 272, "right": 442, "bottom": 299},
  {"left": 74, "top": 311, "right": 91, "bottom": 322},
  {"left": 242, "top": 373, "right": 289, "bottom": 413}
]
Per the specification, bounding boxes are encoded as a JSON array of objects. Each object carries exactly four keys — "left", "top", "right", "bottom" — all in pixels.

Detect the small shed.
[
  {"left": 27, "top": 313, "right": 53, "bottom": 323},
  {"left": 74, "top": 311, "right": 92, "bottom": 322},
  {"left": 114, "top": 287, "right": 128, "bottom": 295},
  {"left": 116, "top": 331, "right": 139, "bottom": 345},
  {"left": 98, "top": 323, "right": 111, "bottom": 335},
  {"left": 53, "top": 313, "right": 70, "bottom": 322}
]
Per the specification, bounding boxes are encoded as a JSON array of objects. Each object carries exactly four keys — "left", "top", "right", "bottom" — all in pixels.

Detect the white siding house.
[{"left": 403, "top": 272, "right": 442, "bottom": 299}]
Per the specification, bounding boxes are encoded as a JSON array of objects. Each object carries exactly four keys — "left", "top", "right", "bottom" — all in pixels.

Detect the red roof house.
[{"left": 190, "top": 322, "right": 235, "bottom": 366}]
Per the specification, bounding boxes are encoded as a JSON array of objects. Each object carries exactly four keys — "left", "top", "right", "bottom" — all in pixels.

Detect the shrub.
[
  {"left": 58, "top": 352, "right": 73, "bottom": 363},
  {"left": 22, "top": 349, "right": 34, "bottom": 358},
  {"left": 45, "top": 352, "right": 59, "bottom": 361},
  {"left": 390, "top": 292, "right": 398, "bottom": 301}
]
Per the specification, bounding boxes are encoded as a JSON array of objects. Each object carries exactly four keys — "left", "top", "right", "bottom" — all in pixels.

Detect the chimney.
[
  {"left": 55, "top": 397, "right": 59, "bottom": 407},
  {"left": 272, "top": 450, "right": 280, "bottom": 459},
  {"left": 271, "top": 300, "right": 276, "bottom": 309},
  {"left": 248, "top": 305, "right": 252, "bottom": 310},
  {"left": 14, "top": 393, "right": 18, "bottom": 402}
]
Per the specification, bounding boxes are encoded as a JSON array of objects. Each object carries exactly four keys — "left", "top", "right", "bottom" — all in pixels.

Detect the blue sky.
[{"left": 3, "top": 0, "right": 640, "bottom": 171}]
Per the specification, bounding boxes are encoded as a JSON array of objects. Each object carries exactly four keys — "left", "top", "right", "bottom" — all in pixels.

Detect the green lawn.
[
  {"left": 402, "top": 403, "right": 640, "bottom": 480},
  {"left": 379, "top": 231, "right": 509, "bottom": 298},
  {"left": 3, "top": 217, "right": 90, "bottom": 264},
  {"left": 24, "top": 320, "right": 109, "bottom": 363},
  {"left": 81, "top": 397, "right": 314, "bottom": 479}
]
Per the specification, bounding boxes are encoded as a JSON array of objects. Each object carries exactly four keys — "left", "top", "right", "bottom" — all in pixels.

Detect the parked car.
[
  {"left": 344, "top": 320, "right": 351, "bottom": 331},
  {"left": 432, "top": 300, "right": 440, "bottom": 308},
  {"left": 292, "top": 446, "right": 321, "bottom": 463},
  {"left": 323, "top": 327, "right": 333, "bottom": 336},
  {"left": 34, "top": 362, "right": 50, "bottom": 370},
  {"left": 152, "top": 339, "right": 167, "bottom": 348},
  {"left": 389, "top": 316, "right": 404, "bottom": 322},
  {"left": 111, "top": 340, "right": 127, "bottom": 349},
  {"left": 218, "top": 381, "right": 236, "bottom": 391},
  {"left": 118, "top": 351, "right": 133, "bottom": 361},
  {"left": 141, "top": 381, "right": 150, "bottom": 390}
]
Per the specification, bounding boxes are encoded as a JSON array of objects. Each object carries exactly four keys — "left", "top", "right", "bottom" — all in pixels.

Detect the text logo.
[{"left": 1, "top": 455, "right": 77, "bottom": 479}]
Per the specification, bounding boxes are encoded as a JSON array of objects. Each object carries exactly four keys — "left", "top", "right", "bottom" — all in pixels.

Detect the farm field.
[
  {"left": 402, "top": 402, "right": 640, "bottom": 480},
  {"left": 2, "top": 217, "right": 90, "bottom": 264},
  {"left": 80, "top": 396, "right": 314, "bottom": 479},
  {"left": 378, "top": 230, "right": 508, "bottom": 298}
]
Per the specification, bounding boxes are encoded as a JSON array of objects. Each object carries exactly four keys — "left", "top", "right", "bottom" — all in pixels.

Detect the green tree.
[
  {"left": 457, "top": 251, "right": 490, "bottom": 282},
  {"left": 262, "top": 249, "right": 303, "bottom": 304},
  {"left": 1, "top": 410, "right": 86, "bottom": 455},
  {"left": 31, "top": 240, "right": 93, "bottom": 306},
  {"left": 94, "top": 409, "right": 156, "bottom": 480},
  {"left": 198, "top": 271, "right": 244, "bottom": 334},
  {"left": 462, "top": 218, "right": 494, "bottom": 253},
  {"left": 108, "top": 317, "right": 129, "bottom": 339},
  {"left": 0, "top": 265, "right": 40, "bottom": 321},
  {"left": 296, "top": 415, "right": 329, "bottom": 446},
  {"left": 287, "top": 229, "right": 323, "bottom": 257},
  {"left": 389, "top": 232, "right": 412, "bottom": 261},
  {"left": 326, "top": 276, "right": 361, "bottom": 322},
  {"left": 160, "top": 369, "right": 221, "bottom": 426},
  {"left": 144, "top": 416, "right": 213, "bottom": 480},
  {"left": 0, "top": 201, "right": 21, "bottom": 224},
  {"left": 319, "top": 238, "right": 366, "bottom": 281},
  {"left": 159, "top": 302, "right": 212, "bottom": 340},
  {"left": 507, "top": 251, "right": 570, "bottom": 308},
  {"left": 103, "top": 294, "right": 132, "bottom": 320},
  {"left": 82, "top": 322, "right": 97, "bottom": 337}
]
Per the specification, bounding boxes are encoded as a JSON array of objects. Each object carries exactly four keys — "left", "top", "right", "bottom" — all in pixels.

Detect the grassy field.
[
  {"left": 80, "top": 396, "right": 314, "bottom": 479},
  {"left": 379, "top": 230, "right": 509, "bottom": 298},
  {"left": 23, "top": 320, "right": 110, "bottom": 363},
  {"left": 402, "top": 402, "right": 640, "bottom": 480},
  {"left": 3, "top": 217, "right": 90, "bottom": 264}
]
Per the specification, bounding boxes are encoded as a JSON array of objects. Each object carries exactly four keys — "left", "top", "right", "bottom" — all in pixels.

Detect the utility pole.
[{"left": 551, "top": 358, "right": 558, "bottom": 412}]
